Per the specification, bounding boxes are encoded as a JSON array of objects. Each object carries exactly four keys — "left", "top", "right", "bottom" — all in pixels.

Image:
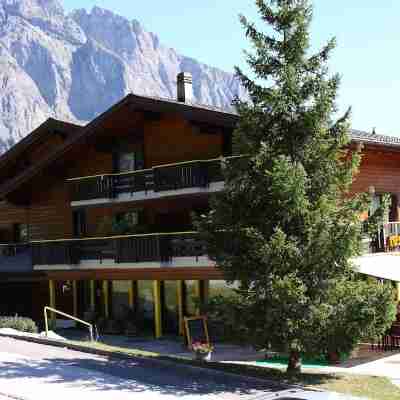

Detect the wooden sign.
[{"left": 184, "top": 316, "right": 210, "bottom": 349}]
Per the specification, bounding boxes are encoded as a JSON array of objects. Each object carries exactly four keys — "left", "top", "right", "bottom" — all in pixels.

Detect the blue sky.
[{"left": 62, "top": 0, "right": 400, "bottom": 136}]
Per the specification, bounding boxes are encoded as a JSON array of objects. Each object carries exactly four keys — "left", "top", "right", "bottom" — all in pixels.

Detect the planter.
[{"left": 194, "top": 351, "right": 212, "bottom": 362}]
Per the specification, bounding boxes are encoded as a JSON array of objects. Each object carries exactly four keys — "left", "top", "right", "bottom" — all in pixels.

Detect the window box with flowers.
[{"left": 192, "top": 341, "right": 214, "bottom": 362}]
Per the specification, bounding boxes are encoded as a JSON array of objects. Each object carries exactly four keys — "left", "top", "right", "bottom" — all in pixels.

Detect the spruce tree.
[{"left": 197, "top": 0, "right": 396, "bottom": 373}]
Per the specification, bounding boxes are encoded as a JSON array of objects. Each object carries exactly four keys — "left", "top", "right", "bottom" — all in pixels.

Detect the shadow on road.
[{"left": 0, "top": 354, "right": 286, "bottom": 397}]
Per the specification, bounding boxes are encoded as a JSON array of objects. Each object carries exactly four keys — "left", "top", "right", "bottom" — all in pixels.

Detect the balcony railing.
[
  {"left": 68, "top": 157, "right": 241, "bottom": 203},
  {"left": 31, "top": 232, "right": 208, "bottom": 267},
  {"left": 0, "top": 243, "right": 33, "bottom": 273}
]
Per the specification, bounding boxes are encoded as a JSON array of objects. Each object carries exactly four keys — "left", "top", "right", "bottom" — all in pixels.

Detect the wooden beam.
[{"left": 153, "top": 280, "right": 162, "bottom": 338}]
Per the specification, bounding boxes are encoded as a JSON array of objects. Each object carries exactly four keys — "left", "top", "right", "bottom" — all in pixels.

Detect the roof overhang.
[{"left": 353, "top": 253, "right": 400, "bottom": 282}]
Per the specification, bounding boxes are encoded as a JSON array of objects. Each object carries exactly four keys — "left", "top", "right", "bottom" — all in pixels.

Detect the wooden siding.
[
  {"left": 144, "top": 115, "right": 223, "bottom": 167},
  {"left": 352, "top": 148, "right": 400, "bottom": 195}
]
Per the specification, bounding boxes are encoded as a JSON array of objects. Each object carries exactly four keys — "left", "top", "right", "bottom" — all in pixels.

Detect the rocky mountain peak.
[{"left": 0, "top": 2, "right": 245, "bottom": 154}]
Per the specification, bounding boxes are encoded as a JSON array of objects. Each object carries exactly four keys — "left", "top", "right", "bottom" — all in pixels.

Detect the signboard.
[{"left": 184, "top": 316, "right": 210, "bottom": 349}]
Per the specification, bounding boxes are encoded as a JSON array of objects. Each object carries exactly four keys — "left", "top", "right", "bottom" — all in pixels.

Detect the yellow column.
[
  {"left": 72, "top": 281, "right": 78, "bottom": 317},
  {"left": 177, "top": 280, "right": 184, "bottom": 335},
  {"left": 128, "top": 281, "right": 137, "bottom": 309},
  {"left": 153, "top": 280, "right": 162, "bottom": 338},
  {"left": 49, "top": 280, "right": 56, "bottom": 327},
  {"left": 195, "top": 280, "right": 202, "bottom": 316},
  {"left": 103, "top": 281, "right": 109, "bottom": 318},
  {"left": 90, "top": 280, "right": 95, "bottom": 310},
  {"left": 397, "top": 283, "right": 400, "bottom": 302}
]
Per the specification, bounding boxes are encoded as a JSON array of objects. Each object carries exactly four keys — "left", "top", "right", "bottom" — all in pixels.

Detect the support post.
[
  {"left": 195, "top": 280, "right": 202, "bottom": 316},
  {"left": 72, "top": 281, "right": 78, "bottom": 318},
  {"left": 397, "top": 282, "right": 400, "bottom": 303},
  {"left": 49, "top": 280, "right": 56, "bottom": 328},
  {"left": 128, "top": 281, "right": 137, "bottom": 310},
  {"left": 177, "top": 280, "right": 184, "bottom": 335},
  {"left": 153, "top": 280, "right": 162, "bottom": 338},
  {"left": 90, "top": 280, "right": 95, "bottom": 310},
  {"left": 103, "top": 281, "right": 109, "bottom": 318}
]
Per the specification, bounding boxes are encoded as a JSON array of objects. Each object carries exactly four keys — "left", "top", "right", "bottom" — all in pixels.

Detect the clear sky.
[{"left": 62, "top": 0, "right": 400, "bottom": 136}]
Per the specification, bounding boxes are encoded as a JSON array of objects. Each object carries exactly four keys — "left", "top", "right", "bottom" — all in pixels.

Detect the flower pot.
[{"left": 195, "top": 351, "right": 212, "bottom": 362}]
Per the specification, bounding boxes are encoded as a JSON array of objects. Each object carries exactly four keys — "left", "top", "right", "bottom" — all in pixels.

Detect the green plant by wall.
[{"left": 0, "top": 316, "right": 38, "bottom": 333}]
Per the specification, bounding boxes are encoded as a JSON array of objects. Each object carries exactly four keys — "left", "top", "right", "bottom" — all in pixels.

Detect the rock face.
[{"left": 0, "top": 0, "right": 245, "bottom": 153}]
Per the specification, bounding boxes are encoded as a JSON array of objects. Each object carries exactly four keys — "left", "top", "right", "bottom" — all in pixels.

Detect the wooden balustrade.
[
  {"left": 67, "top": 157, "right": 235, "bottom": 202},
  {"left": 31, "top": 232, "right": 208, "bottom": 267}
]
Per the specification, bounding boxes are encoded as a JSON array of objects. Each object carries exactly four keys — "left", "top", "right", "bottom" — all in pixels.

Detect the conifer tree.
[{"left": 197, "top": 0, "right": 396, "bottom": 373}]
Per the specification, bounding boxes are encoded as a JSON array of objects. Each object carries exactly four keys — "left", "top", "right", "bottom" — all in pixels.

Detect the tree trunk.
[{"left": 287, "top": 350, "right": 302, "bottom": 374}]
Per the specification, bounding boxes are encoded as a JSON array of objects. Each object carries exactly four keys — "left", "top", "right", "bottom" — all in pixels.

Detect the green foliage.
[
  {"left": 321, "top": 278, "right": 396, "bottom": 356},
  {"left": 0, "top": 316, "right": 38, "bottom": 333},
  {"left": 196, "top": 0, "right": 397, "bottom": 372},
  {"left": 199, "top": 295, "right": 248, "bottom": 343},
  {"left": 363, "top": 193, "right": 391, "bottom": 239}
]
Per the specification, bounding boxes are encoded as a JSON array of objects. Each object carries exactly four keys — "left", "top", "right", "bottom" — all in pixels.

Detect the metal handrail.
[{"left": 44, "top": 306, "right": 94, "bottom": 342}]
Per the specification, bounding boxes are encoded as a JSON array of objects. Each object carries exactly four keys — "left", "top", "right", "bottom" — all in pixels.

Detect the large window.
[
  {"left": 13, "top": 223, "right": 29, "bottom": 243},
  {"left": 114, "top": 148, "right": 144, "bottom": 173}
]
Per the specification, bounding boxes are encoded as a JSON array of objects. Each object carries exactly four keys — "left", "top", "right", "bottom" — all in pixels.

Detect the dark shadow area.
[{"left": 0, "top": 354, "right": 285, "bottom": 397}]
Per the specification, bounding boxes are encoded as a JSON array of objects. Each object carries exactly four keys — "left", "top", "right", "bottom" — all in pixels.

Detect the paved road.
[{"left": 0, "top": 337, "right": 290, "bottom": 400}]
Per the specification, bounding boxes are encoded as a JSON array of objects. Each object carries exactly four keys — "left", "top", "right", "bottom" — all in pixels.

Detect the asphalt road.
[{"left": 0, "top": 337, "right": 289, "bottom": 400}]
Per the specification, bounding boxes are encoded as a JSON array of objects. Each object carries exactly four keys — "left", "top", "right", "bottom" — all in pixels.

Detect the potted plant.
[{"left": 192, "top": 341, "right": 214, "bottom": 362}]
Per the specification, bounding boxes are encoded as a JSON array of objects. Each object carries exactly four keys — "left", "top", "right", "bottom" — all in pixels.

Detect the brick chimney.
[{"left": 177, "top": 72, "right": 193, "bottom": 103}]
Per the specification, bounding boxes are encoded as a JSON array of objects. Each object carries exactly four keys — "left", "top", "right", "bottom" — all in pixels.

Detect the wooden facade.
[{"left": 0, "top": 86, "right": 399, "bottom": 336}]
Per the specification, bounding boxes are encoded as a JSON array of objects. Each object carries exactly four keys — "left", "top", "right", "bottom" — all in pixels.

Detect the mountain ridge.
[{"left": 0, "top": 0, "right": 245, "bottom": 153}]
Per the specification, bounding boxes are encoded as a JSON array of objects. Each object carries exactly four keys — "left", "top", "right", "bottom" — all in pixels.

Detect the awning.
[{"left": 353, "top": 252, "right": 400, "bottom": 282}]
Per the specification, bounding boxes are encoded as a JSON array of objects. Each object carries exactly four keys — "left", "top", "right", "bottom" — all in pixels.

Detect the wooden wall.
[{"left": 144, "top": 115, "right": 223, "bottom": 167}]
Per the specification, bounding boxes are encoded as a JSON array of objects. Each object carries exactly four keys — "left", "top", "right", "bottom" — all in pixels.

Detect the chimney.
[{"left": 177, "top": 72, "right": 193, "bottom": 103}]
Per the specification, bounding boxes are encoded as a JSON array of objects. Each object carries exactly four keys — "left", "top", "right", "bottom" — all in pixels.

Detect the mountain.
[{"left": 0, "top": 0, "right": 246, "bottom": 153}]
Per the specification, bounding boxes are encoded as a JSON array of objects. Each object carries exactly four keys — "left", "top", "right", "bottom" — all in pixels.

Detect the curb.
[{"left": 0, "top": 332, "right": 306, "bottom": 392}]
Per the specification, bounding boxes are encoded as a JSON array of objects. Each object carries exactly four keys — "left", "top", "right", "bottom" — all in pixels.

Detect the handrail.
[
  {"left": 31, "top": 230, "right": 198, "bottom": 244},
  {"left": 66, "top": 155, "right": 244, "bottom": 182},
  {"left": 44, "top": 306, "right": 94, "bottom": 342}
]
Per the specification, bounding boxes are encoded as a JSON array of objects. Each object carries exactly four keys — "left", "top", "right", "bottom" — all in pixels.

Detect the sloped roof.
[
  {"left": 351, "top": 129, "right": 400, "bottom": 147},
  {"left": 0, "top": 93, "right": 399, "bottom": 200},
  {"left": 0, "top": 118, "right": 82, "bottom": 170}
]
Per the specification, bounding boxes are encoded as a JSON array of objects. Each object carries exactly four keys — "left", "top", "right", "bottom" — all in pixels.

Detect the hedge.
[{"left": 0, "top": 316, "right": 38, "bottom": 333}]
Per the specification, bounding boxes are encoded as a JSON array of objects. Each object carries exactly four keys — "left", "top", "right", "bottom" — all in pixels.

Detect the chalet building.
[{"left": 0, "top": 72, "right": 399, "bottom": 337}]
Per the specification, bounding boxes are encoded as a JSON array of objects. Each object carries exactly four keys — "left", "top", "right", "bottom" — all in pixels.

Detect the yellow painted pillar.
[
  {"left": 177, "top": 280, "right": 184, "bottom": 335},
  {"left": 128, "top": 281, "right": 137, "bottom": 309},
  {"left": 397, "top": 283, "right": 400, "bottom": 302},
  {"left": 103, "top": 281, "right": 110, "bottom": 318},
  {"left": 153, "top": 280, "right": 162, "bottom": 338},
  {"left": 49, "top": 280, "right": 56, "bottom": 327},
  {"left": 72, "top": 281, "right": 78, "bottom": 317},
  {"left": 90, "top": 280, "right": 95, "bottom": 310},
  {"left": 195, "top": 280, "right": 202, "bottom": 316}
]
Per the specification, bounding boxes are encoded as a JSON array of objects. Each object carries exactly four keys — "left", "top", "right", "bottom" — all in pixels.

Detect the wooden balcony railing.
[
  {"left": 31, "top": 232, "right": 208, "bottom": 267},
  {"left": 68, "top": 157, "right": 242, "bottom": 203}
]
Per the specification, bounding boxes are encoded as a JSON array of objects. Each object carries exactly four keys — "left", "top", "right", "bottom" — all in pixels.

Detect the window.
[
  {"left": 112, "top": 210, "right": 143, "bottom": 235},
  {"left": 13, "top": 223, "right": 29, "bottom": 243},
  {"left": 73, "top": 209, "right": 87, "bottom": 238},
  {"left": 114, "top": 148, "right": 144, "bottom": 173}
]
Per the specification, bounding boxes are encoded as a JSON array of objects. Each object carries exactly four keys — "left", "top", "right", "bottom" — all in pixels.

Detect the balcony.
[
  {"left": 31, "top": 232, "right": 214, "bottom": 270},
  {"left": 68, "top": 157, "right": 239, "bottom": 206},
  {"left": 0, "top": 243, "right": 33, "bottom": 273}
]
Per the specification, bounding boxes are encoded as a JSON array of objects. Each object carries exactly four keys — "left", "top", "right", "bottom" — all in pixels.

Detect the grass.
[{"left": 68, "top": 339, "right": 399, "bottom": 400}]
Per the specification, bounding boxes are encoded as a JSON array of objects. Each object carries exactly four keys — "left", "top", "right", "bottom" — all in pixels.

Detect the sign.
[{"left": 184, "top": 316, "right": 210, "bottom": 349}]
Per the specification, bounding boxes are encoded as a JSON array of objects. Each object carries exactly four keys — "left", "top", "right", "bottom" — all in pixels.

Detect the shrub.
[{"left": 0, "top": 316, "right": 38, "bottom": 333}]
